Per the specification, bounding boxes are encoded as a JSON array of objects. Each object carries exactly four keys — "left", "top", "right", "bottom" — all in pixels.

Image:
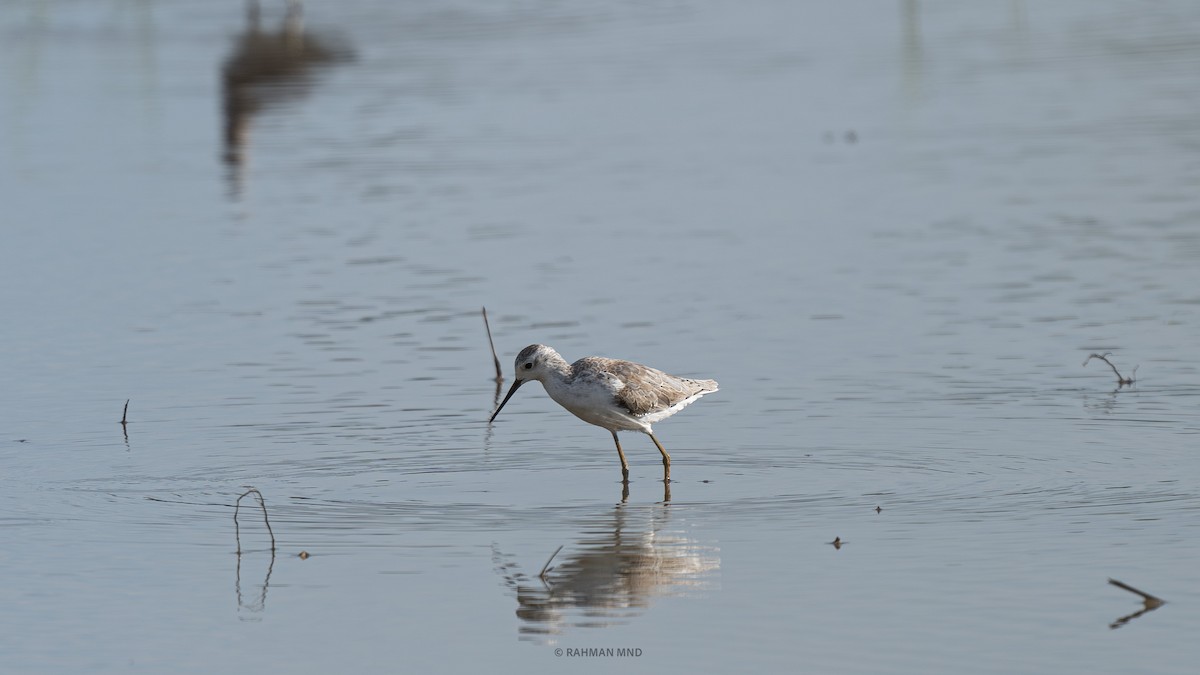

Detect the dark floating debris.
[
  {"left": 1108, "top": 578, "right": 1165, "bottom": 630},
  {"left": 1083, "top": 353, "right": 1137, "bottom": 388},
  {"left": 298, "top": 551, "right": 310, "bottom": 560},
  {"left": 829, "top": 537, "right": 845, "bottom": 550},
  {"left": 875, "top": 506, "right": 882, "bottom": 514}
]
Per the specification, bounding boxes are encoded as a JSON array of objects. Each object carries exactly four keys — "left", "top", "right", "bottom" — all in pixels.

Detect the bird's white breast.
[{"left": 540, "top": 370, "right": 650, "bottom": 433}]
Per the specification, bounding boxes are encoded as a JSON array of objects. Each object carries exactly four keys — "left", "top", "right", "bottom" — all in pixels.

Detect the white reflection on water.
[{"left": 494, "top": 496, "right": 719, "bottom": 643}]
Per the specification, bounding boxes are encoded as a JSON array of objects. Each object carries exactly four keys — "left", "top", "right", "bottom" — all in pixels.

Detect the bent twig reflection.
[
  {"left": 1110, "top": 601, "right": 1162, "bottom": 630},
  {"left": 493, "top": 496, "right": 718, "bottom": 642},
  {"left": 221, "top": 0, "right": 352, "bottom": 195},
  {"left": 235, "top": 544, "right": 276, "bottom": 619}
]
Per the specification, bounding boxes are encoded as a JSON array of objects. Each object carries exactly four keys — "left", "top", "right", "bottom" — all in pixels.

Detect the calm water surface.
[{"left": 2, "top": 1, "right": 1200, "bottom": 673}]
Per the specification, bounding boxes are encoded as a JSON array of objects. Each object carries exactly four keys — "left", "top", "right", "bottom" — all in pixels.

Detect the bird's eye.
[{"left": 524, "top": 362, "right": 533, "bottom": 370}]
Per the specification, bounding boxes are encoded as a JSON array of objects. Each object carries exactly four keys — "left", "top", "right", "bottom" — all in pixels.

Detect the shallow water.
[{"left": 2, "top": 1, "right": 1200, "bottom": 672}]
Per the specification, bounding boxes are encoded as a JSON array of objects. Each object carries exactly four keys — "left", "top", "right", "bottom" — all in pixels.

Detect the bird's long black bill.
[{"left": 489, "top": 379, "right": 525, "bottom": 423}]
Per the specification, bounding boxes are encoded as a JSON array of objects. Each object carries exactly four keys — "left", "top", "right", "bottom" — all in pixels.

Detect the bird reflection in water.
[
  {"left": 221, "top": 0, "right": 352, "bottom": 196},
  {"left": 493, "top": 489, "right": 719, "bottom": 642}
]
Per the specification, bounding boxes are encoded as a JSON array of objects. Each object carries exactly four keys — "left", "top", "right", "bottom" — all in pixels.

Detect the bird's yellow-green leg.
[
  {"left": 649, "top": 433, "right": 671, "bottom": 480},
  {"left": 611, "top": 431, "right": 630, "bottom": 482}
]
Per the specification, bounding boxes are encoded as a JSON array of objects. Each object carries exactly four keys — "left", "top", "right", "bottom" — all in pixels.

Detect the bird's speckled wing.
[{"left": 573, "top": 357, "right": 717, "bottom": 417}]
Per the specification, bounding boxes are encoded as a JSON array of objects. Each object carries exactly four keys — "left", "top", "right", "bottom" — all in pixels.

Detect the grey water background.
[{"left": 3, "top": 0, "right": 1200, "bottom": 672}]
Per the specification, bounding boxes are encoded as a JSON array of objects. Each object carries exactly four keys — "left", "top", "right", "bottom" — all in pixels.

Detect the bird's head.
[{"left": 489, "top": 344, "right": 560, "bottom": 422}]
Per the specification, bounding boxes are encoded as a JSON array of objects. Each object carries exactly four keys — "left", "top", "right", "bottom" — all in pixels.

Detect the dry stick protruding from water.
[
  {"left": 539, "top": 545, "right": 564, "bottom": 582},
  {"left": 234, "top": 487, "right": 277, "bottom": 553},
  {"left": 1108, "top": 578, "right": 1165, "bottom": 629},
  {"left": 1108, "top": 578, "right": 1165, "bottom": 606},
  {"left": 1082, "top": 353, "right": 1137, "bottom": 387},
  {"left": 120, "top": 399, "right": 130, "bottom": 444},
  {"left": 483, "top": 306, "right": 503, "bottom": 382}
]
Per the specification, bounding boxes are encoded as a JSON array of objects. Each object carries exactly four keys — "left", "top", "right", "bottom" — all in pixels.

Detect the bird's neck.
[{"left": 541, "top": 353, "right": 572, "bottom": 380}]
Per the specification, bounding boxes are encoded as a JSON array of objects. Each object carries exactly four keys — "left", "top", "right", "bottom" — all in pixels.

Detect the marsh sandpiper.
[{"left": 489, "top": 344, "right": 719, "bottom": 482}]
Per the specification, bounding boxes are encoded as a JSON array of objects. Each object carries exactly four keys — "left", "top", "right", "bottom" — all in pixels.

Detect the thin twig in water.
[
  {"left": 483, "top": 306, "right": 503, "bottom": 382},
  {"left": 234, "top": 487, "right": 277, "bottom": 553},
  {"left": 120, "top": 399, "right": 130, "bottom": 445},
  {"left": 1108, "top": 578, "right": 1165, "bottom": 629},
  {"left": 1083, "top": 353, "right": 1136, "bottom": 387},
  {"left": 1108, "top": 578, "right": 1165, "bottom": 606},
  {"left": 539, "top": 545, "right": 564, "bottom": 580}
]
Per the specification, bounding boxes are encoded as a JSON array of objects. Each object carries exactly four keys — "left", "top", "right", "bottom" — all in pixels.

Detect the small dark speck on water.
[
  {"left": 830, "top": 537, "right": 844, "bottom": 549},
  {"left": 299, "top": 551, "right": 310, "bottom": 560},
  {"left": 876, "top": 506, "right": 882, "bottom": 514}
]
